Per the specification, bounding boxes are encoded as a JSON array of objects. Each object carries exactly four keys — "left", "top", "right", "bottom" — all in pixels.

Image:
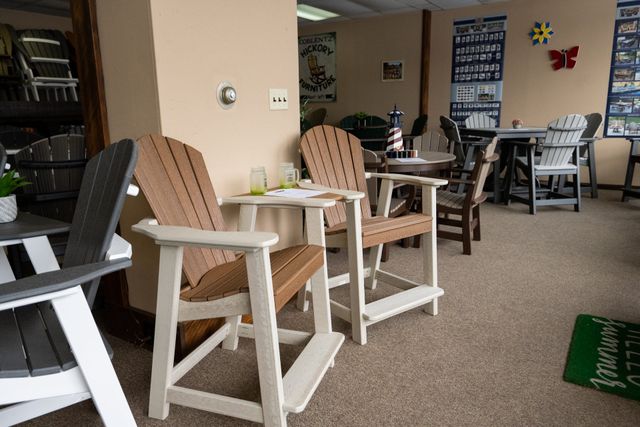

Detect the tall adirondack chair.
[
  {"left": 559, "top": 112, "right": 603, "bottom": 198},
  {"left": 509, "top": 114, "right": 587, "bottom": 214},
  {"left": 15, "top": 134, "right": 87, "bottom": 224},
  {"left": 0, "top": 139, "right": 138, "bottom": 426},
  {"left": 436, "top": 137, "right": 498, "bottom": 255},
  {"left": 14, "top": 29, "right": 79, "bottom": 102},
  {"left": 0, "top": 23, "right": 23, "bottom": 101},
  {"left": 440, "top": 115, "right": 484, "bottom": 193},
  {"left": 409, "top": 114, "right": 428, "bottom": 136},
  {"left": 411, "top": 130, "right": 452, "bottom": 154},
  {"left": 132, "top": 134, "right": 343, "bottom": 426},
  {"left": 464, "top": 112, "right": 496, "bottom": 129},
  {"left": 296, "top": 125, "right": 447, "bottom": 345}
]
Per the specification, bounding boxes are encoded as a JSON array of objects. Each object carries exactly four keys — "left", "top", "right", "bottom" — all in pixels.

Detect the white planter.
[{"left": 0, "top": 194, "right": 18, "bottom": 223}]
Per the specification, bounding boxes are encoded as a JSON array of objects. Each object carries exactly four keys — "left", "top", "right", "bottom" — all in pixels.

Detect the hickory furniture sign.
[
  {"left": 297, "top": 125, "right": 447, "bottom": 345},
  {"left": 133, "top": 135, "right": 344, "bottom": 427}
]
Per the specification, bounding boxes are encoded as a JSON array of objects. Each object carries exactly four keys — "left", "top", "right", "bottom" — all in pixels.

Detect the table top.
[
  {"left": 0, "top": 212, "right": 70, "bottom": 241},
  {"left": 384, "top": 151, "right": 456, "bottom": 166},
  {"left": 461, "top": 127, "right": 547, "bottom": 139}
]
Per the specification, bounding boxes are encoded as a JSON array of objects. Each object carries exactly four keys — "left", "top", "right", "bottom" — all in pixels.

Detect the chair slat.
[
  {"left": 36, "top": 302, "right": 76, "bottom": 371},
  {"left": 0, "top": 310, "right": 29, "bottom": 378},
  {"left": 14, "top": 305, "right": 61, "bottom": 377}
]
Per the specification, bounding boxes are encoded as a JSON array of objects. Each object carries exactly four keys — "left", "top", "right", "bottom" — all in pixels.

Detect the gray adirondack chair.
[
  {"left": 464, "top": 112, "right": 496, "bottom": 129},
  {"left": 0, "top": 139, "right": 138, "bottom": 426},
  {"left": 509, "top": 114, "right": 587, "bottom": 214},
  {"left": 410, "top": 130, "right": 452, "bottom": 154},
  {"left": 558, "top": 112, "right": 603, "bottom": 198}
]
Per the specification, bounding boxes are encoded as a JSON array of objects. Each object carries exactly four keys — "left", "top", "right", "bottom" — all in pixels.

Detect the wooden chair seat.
[
  {"left": 0, "top": 304, "right": 113, "bottom": 378},
  {"left": 180, "top": 244, "right": 324, "bottom": 311},
  {"left": 326, "top": 214, "right": 432, "bottom": 249},
  {"left": 436, "top": 190, "right": 466, "bottom": 209}
]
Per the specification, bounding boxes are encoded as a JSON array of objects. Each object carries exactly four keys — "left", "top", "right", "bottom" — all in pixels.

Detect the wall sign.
[
  {"left": 298, "top": 32, "right": 336, "bottom": 103},
  {"left": 529, "top": 21, "right": 554, "bottom": 45},
  {"left": 450, "top": 15, "right": 507, "bottom": 127},
  {"left": 605, "top": 1, "right": 640, "bottom": 137},
  {"left": 550, "top": 46, "right": 580, "bottom": 70}
]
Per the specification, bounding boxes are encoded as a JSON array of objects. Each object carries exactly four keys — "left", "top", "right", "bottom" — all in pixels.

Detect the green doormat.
[{"left": 564, "top": 314, "right": 640, "bottom": 401}]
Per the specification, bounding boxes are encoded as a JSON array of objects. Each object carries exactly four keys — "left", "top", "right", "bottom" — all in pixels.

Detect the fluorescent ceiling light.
[{"left": 297, "top": 4, "right": 339, "bottom": 21}]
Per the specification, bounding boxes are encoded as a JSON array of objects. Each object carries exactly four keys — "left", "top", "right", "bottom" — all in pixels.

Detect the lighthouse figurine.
[{"left": 386, "top": 104, "right": 404, "bottom": 152}]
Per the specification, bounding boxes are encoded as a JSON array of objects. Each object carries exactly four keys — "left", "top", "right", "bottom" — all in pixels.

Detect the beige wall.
[
  {"left": 98, "top": 0, "right": 303, "bottom": 313},
  {"left": 0, "top": 7, "right": 72, "bottom": 31},
  {"left": 299, "top": 12, "right": 423, "bottom": 129},
  {"left": 429, "top": 0, "right": 634, "bottom": 186}
]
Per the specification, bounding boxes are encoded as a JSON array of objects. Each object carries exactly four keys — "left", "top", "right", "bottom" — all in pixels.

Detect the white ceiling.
[{"left": 298, "top": 0, "right": 511, "bottom": 24}]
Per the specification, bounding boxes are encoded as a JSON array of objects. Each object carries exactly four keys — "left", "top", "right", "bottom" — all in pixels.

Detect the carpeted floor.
[{"left": 24, "top": 191, "right": 640, "bottom": 426}]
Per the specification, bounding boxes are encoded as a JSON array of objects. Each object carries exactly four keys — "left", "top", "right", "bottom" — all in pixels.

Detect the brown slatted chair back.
[
  {"left": 300, "top": 125, "right": 372, "bottom": 228},
  {"left": 135, "top": 135, "right": 236, "bottom": 289},
  {"left": 470, "top": 137, "right": 498, "bottom": 203}
]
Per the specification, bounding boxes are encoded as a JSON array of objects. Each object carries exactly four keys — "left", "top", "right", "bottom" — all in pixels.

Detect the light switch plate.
[{"left": 269, "top": 88, "right": 288, "bottom": 110}]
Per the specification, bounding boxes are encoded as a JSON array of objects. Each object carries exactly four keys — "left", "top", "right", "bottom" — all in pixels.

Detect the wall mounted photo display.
[
  {"left": 382, "top": 60, "right": 404, "bottom": 82},
  {"left": 604, "top": 0, "right": 640, "bottom": 136},
  {"left": 450, "top": 15, "right": 507, "bottom": 126},
  {"left": 298, "top": 32, "right": 337, "bottom": 102}
]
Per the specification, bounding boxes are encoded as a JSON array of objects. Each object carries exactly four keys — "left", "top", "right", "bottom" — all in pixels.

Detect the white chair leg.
[
  {"left": 365, "top": 244, "right": 383, "bottom": 290},
  {"left": 148, "top": 246, "right": 184, "bottom": 420},
  {"left": 221, "top": 315, "right": 242, "bottom": 350},
  {"left": 245, "top": 248, "right": 287, "bottom": 427},
  {"left": 305, "top": 207, "right": 332, "bottom": 334},
  {"left": 422, "top": 185, "right": 438, "bottom": 315},
  {"left": 296, "top": 280, "right": 311, "bottom": 312},
  {"left": 367, "top": 178, "right": 393, "bottom": 290},
  {"left": 346, "top": 200, "right": 366, "bottom": 345},
  {"left": 52, "top": 288, "right": 135, "bottom": 427}
]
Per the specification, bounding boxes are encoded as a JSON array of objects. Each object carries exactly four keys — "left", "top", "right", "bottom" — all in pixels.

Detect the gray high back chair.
[{"left": 0, "top": 139, "right": 138, "bottom": 426}]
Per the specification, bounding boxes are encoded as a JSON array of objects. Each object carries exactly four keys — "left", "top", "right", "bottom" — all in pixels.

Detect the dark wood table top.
[
  {"left": 0, "top": 213, "right": 70, "bottom": 241},
  {"left": 461, "top": 127, "right": 547, "bottom": 139}
]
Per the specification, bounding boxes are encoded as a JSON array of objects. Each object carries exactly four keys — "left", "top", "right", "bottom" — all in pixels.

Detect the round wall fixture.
[{"left": 217, "top": 81, "right": 237, "bottom": 109}]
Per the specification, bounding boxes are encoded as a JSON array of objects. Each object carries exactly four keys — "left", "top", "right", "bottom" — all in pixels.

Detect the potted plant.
[
  {"left": 0, "top": 171, "right": 29, "bottom": 223},
  {"left": 355, "top": 111, "right": 369, "bottom": 128}
]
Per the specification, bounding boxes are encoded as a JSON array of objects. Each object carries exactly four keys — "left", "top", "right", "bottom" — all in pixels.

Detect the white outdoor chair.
[
  {"left": 464, "top": 112, "right": 497, "bottom": 129},
  {"left": 296, "top": 125, "right": 447, "bottom": 345},
  {"left": 132, "top": 134, "right": 343, "bottom": 426},
  {"left": 0, "top": 139, "right": 138, "bottom": 426}
]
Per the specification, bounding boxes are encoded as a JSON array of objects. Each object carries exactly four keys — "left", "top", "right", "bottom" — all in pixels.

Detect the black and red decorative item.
[
  {"left": 549, "top": 46, "right": 579, "bottom": 70},
  {"left": 386, "top": 104, "right": 404, "bottom": 152}
]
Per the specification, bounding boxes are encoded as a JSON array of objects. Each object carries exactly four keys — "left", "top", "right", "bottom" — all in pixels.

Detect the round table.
[{"left": 382, "top": 151, "right": 456, "bottom": 174}]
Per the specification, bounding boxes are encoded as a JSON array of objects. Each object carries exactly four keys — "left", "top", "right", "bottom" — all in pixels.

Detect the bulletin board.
[
  {"left": 449, "top": 15, "right": 507, "bottom": 127},
  {"left": 605, "top": 0, "right": 640, "bottom": 137}
]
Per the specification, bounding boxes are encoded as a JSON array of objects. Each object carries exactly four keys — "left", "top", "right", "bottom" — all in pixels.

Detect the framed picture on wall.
[{"left": 381, "top": 60, "right": 404, "bottom": 82}]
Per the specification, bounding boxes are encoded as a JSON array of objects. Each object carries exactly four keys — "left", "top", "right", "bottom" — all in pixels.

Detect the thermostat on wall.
[{"left": 217, "top": 81, "right": 237, "bottom": 109}]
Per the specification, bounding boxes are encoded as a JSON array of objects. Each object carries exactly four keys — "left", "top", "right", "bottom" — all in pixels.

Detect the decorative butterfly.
[{"left": 549, "top": 46, "right": 580, "bottom": 70}]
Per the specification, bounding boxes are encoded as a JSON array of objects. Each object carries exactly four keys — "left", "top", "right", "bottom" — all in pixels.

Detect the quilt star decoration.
[{"left": 530, "top": 21, "right": 554, "bottom": 45}]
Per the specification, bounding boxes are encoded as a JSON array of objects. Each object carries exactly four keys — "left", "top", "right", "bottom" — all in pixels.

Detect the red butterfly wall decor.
[{"left": 549, "top": 46, "right": 580, "bottom": 70}]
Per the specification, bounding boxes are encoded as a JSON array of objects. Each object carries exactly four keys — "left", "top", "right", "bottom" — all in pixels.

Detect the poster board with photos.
[
  {"left": 605, "top": 1, "right": 640, "bottom": 137},
  {"left": 299, "top": 32, "right": 337, "bottom": 102},
  {"left": 450, "top": 15, "right": 507, "bottom": 127}
]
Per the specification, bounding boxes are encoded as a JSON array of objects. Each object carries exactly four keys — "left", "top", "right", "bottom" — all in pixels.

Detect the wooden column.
[
  {"left": 70, "top": 0, "right": 109, "bottom": 156},
  {"left": 420, "top": 10, "right": 432, "bottom": 116}
]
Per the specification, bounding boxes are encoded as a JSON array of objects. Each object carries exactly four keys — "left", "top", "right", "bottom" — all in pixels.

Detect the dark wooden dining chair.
[
  {"left": 296, "top": 125, "right": 447, "bottom": 345},
  {"left": 437, "top": 137, "right": 498, "bottom": 255},
  {"left": 132, "top": 134, "right": 343, "bottom": 425},
  {"left": 409, "top": 114, "right": 428, "bottom": 136}
]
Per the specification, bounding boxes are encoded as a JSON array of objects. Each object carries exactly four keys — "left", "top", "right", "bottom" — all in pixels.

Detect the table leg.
[
  {"left": 503, "top": 142, "right": 517, "bottom": 206},
  {"left": 22, "top": 236, "right": 60, "bottom": 273},
  {"left": 492, "top": 143, "right": 502, "bottom": 204}
]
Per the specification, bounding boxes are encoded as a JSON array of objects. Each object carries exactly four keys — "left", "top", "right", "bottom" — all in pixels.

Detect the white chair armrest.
[
  {"left": 132, "top": 220, "right": 279, "bottom": 251},
  {"left": 297, "top": 181, "right": 365, "bottom": 200},
  {"left": 105, "top": 233, "right": 132, "bottom": 261},
  {"left": 368, "top": 172, "right": 448, "bottom": 188},
  {"left": 221, "top": 195, "right": 336, "bottom": 209}
]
